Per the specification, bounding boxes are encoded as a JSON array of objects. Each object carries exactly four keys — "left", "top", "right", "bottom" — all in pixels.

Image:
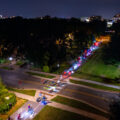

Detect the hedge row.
[{"left": 0, "top": 79, "right": 16, "bottom": 114}]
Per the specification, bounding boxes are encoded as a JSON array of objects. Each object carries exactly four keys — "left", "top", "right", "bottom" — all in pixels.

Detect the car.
[
  {"left": 36, "top": 97, "right": 41, "bottom": 102},
  {"left": 63, "top": 70, "right": 68, "bottom": 75}
]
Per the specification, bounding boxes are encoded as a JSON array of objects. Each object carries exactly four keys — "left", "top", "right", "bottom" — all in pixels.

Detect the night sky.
[{"left": 0, "top": 0, "right": 120, "bottom": 18}]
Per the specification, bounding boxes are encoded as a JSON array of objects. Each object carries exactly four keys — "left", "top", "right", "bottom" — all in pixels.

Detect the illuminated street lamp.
[
  {"left": 9, "top": 57, "right": 13, "bottom": 61},
  {"left": 57, "top": 64, "right": 60, "bottom": 68},
  {"left": 57, "top": 64, "right": 60, "bottom": 74}
]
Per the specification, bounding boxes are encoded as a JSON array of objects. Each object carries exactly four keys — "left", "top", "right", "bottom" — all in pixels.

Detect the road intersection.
[{"left": 0, "top": 68, "right": 119, "bottom": 114}]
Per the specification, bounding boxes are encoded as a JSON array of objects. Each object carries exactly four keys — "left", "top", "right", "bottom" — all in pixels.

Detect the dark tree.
[{"left": 109, "top": 99, "right": 120, "bottom": 120}]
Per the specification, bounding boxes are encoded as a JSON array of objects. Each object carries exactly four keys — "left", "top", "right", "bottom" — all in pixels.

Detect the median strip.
[
  {"left": 26, "top": 72, "right": 55, "bottom": 79},
  {"left": 70, "top": 79, "right": 120, "bottom": 92}
]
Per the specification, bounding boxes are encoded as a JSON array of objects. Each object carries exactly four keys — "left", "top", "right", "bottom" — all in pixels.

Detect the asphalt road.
[
  {"left": 58, "top": 84, "right": 119, "bottom": 111},
  {"left": 0, "top": 68, "right": 119, "bottom": 112},
  {"left": 0, "top": 68, "right": 60, "bottom": 91}
]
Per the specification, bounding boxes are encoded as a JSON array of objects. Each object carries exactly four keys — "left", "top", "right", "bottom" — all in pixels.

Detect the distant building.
[
  {"left": 80, "top": 17, "right": 90, "bottom": 22},
  {"left": 107, "top": 20, "right": 114, "bottom": 28},
  {"left": 0, "top": 15, "right": 9, "bottom": 19},
  {"left": 10, "top": 16, "right": 16, "bottom": 19},
  {"left": 89, "top": 16, "right": 102, "bottom": 21},
  {"left": 96, "top": 35, "right": 111, "bottom": 43},
  {"left": 112, "top": 13, "right": 120, "bottom": 22},
  {"left": 0, "top": 15, "right": 3, "bottom": 19}
]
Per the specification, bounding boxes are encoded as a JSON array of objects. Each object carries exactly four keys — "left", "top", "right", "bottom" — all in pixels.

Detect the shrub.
[
  {"left": 43, "top": 65, "right": 50, "bottom": 72},
  {"left": 0, "top": 93, "right": 16, "bottom": 114},
  {"left": 16, "top": 60, "right": 24, "bottom": 66},
  {"left": 0, "top": 78, "right": 16, "bottom": 114}
]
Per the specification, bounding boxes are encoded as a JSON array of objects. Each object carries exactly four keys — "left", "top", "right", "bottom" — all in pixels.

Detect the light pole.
[
  {"left": 9, "top": 57, "right": 13, "bottom": 64},
  {"left": 57, "top": 64, "right": 60, "bottom": 74},
  {"left": 57, "top": 64, "right": 60, "bottom": 85},
  {"left": 8, "top": 57, "right": 13, "bottom": 69}
]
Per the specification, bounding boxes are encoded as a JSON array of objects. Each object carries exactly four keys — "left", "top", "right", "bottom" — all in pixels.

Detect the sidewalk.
[
  {"left": 10, "top": 101, "right": 44, "bottom": 120},
  {"left": 11, "top": 90, "right": 109, "bottom": 114},
  {"left": 48, "top": 102, "right": 108, "bottom": 120},
  {"left": 10, "top": 90, "right": 53, "bottom": 120},
  {"left": 10, "top": 89, "right": 109, "bottom": 120},
  {"left": 10, "top": 91, "right": 36, "bottom": 102},
  {"left": 10, "top": 89, "right": 54, "bottom": 102}
]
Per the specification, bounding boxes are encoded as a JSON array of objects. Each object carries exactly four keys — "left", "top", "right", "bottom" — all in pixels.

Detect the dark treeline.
[
  {"left": 103, "top": 22, "right": 120, "bottom": 64},
  {"left": 0, "top": 16, "right": 106, "bottom": 70},
  {"left": 109, "top": 98, "right": 120, "bottom": 120}
]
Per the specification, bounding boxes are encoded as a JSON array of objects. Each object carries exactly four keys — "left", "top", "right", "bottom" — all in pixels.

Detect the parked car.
[{"left": 36, "top": 97, "right": 41, "bottom": 102}]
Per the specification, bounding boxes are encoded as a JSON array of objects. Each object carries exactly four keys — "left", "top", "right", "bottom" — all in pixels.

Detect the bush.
[
  {"left": 0, "top": 93, "right": 16, "bottom": 114},
  {"left": 0, "top": 59, "right": 6, "bottom": 64},
  {"left": 0, "top": 78, "right": 16, "bottom": 114},
  {"left": 109, "top": 100, "right": 120, "bottom": 120},
  {"left": 16, "top": 60, "right": 24, "bottom": 66},
  {"left": 43, "top": 66, "right": 50, "bottom": 72}
]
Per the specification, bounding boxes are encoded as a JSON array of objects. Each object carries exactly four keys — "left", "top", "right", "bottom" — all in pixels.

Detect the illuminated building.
[
  {"left": 80, "top": 17, "right": 90, "bottom": 22},
  {"left": 0, "top": 15, "right": 3, "bottom": 19},
  {"left": 107, "top": 20, "right": 113, "bottom": 28},
  {"left": 112, "top": 13, "right": 120, "bottom": 22},
  {"left": 95, "top": 35, "right": 111, "bottom": 43},
  {"left": 89, "top": 16, "right": 102, "bottom": 21}
]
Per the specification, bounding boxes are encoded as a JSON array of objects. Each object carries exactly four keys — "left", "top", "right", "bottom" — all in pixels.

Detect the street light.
[
  {"left": 57, "top": 64, "right": 60, "bottom": 74},
  {"left": 57, "top": 63, "right": 61, "bottom": 85},
  {"left": 57, "top": 64, "right": 60, "bottom": 68},
  {"left": 9, "top": 57, "right": 13, "bottom": 61}
]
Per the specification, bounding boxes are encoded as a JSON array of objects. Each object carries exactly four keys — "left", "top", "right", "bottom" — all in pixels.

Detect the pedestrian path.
[
  {"left": 10, "top": 89, "right": 109, "bottom": 120},
  {"left": 48, "top": 102, "right": 108, "bottom": 120},
  {"left": 10, "top": 90, "right": 53, "bottom": 120},
  {"left": 10, "top": 101, "right": 44, "bottom": 120},
  {"left": 10, "top": 89, "right": 54, "bottom": 102},
  {"left": 35, "top": 89, "right": 54, "bottom": 100},
  {"left": 11, "top": 91, "right": 36, "bottom": 102}
]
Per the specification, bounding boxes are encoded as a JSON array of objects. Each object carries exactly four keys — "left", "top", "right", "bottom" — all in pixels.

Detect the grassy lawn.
[
  {"left": 0, "top": 66, "right": 13, "bottom": 70},
  {"left": 73, "top": 72, "right": 109, "bottom": 83},
  {"left": 33, "top": 105, "right": 92, "bottom": 120},
  {"left": 51, "top": 95, "right": 109, "bottom": 118},
  {"left": 73, "top": 48, "right": 120, "bottom": 84},
  {"left": 0, "top": 59, "right": 10, "bottom": 64},
  {"left": 52, "top": 62, "right": 70, "bottom": 74},
  {"left": 73, "top": 72, "right": 120, "bottom": 86},
  {"left": 0, "top": 97, "right": 27, "bottom": 120},
  {"left": 16, "top": 60, "right": 24, "bottom": 66},
  {"left": 26, "top": 72, "right": 55, "bottom": 79},
  {"left": 8, "top": 87, "right": 36, "bottom": 96},
  {"left": 70, "top": 79, "right": 120, "bottom": 92}
]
